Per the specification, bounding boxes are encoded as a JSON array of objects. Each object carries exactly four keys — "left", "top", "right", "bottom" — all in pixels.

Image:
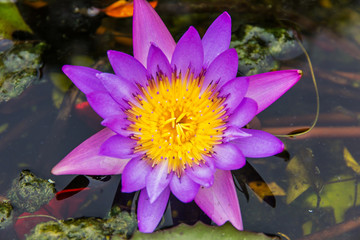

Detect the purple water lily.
[{"left": 52, "top": 0, "right": 301, "bottom": 233}]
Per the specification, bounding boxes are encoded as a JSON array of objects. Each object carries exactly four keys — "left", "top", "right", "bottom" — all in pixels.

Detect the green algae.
[
  {"left": 7, "top": 170, "right": 55, "bottom": 213},
  {"left": 0, "top": 200, "right": 13, "bottom": 229},
  {"left": 25, "top": 206, "right": 137, "bottom": 240},
  {"left": 0, "top": 41, "right": 46, "bottom": 102},
  {"left": 231, "top": 25, "right": 300, "bottom": 76}
]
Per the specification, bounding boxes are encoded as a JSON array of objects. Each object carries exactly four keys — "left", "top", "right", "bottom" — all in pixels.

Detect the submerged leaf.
[
  {"left": 248, "top": 181, "right": 285, "bottom": 202},
  {"left": 0, "top": 2, "right": 32, "bottom": 39},
  {"left": 131, "top": 222, "right": 276, "bottom": 240},
  {"left": 343, "top": 147, "right": 360, "bottom": 174},
  {"left": 233, "top": 162, "right": 276, "bottom": 207},
  {"left": 304, "top": 175, "right": 360, "bottom": 223},
  {"left": 286, "top": 148, "right": 322, "bottom": 204}
]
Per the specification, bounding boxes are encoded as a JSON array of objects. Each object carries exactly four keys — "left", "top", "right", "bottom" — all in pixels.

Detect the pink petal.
[
  {"left": 147, "top": 44, "right": 173, "bottom": 79},
  {"left": 121, "top": 157, "right": 152, "bottom": 192},
  {"left": 86, "top": 92, "right": 123, "bottom": 119},
  {"left": 107, "top": 50, "right": 148, "bottom": 86},
  {"left": 138, "top": 187, "right": 170, "bottom": 233},
  {"left": 170, "top": 174, "right": 200, "bottom": 203},
  {"left": 133, "top": 0, "right": 175, "bottom": 66},
  {"left": 171, "top": 26, "right": 204, "bottom": 76},
  {"left": 62, "top": 65, "right": 105, "bottom": 95},
  {"left": 99, "top": 135, "right": 137, "bottom": 158},
  {"left": 194, "top": 170, "right": 243, "bottom": 230},
  {"left": 245, "top": 69, "right": 302, "bottom": 114},
  {"left": 203, "top": 49, "right": 238, "bottom": 89},
  {"left": 185, "top": 162, "right": 215, "bottom": 187},
  {"left": 213, "top": 143, "right": 246, "bottom": 170},
  {"left": 220, "top": 77, "right": 249, "bottom": 113},
  {"left": 146, "top": 160, "right": 173, "bottom": 203},
  {"left": 202, "top": 12, "right": 232, "bottom": 66},
  {"left": 228, "top": 98, "right": 258, "bottom": 128},
  {"left": 232, "top": 129, "right": 284, "bottom": 158},
  {"left": 223, "top": 126, "right": 252, "bottom": 142},
  {"left": 51, "top": 128, "right": 130, "bottom": 175},
  {"left": 96, "top": 73, "right": 139, "bottom": 108}
]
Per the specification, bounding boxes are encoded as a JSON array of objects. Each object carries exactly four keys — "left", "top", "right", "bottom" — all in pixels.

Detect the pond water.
[{"left": 1, "top": 0, "right": 360, "bottom": 239}]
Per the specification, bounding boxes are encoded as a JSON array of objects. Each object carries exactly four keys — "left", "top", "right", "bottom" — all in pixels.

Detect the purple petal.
[
  {"left": 223, "top": 126, "right": 252, "bottom": 142},
  {"left": 107, "top": 50, "right": 148, "bottom": 86},
  {"left": 220, "top": 77, "right": 249, "bottom": 113},
  {"left": 202, "top": 12, "right": 232, "bottom": 66},
  {"left": 195, "top": 170, "right": 243, "bottom": 230},
  {"left": 99, "top": 135, "right": 137, "bottom": 158},
  {"left": 147, "top": 44, "right": 173, "bottom": 79},
  {"left": 121, "top": 157, "right": 152, "bottom": 192},
  {"left": 170, "top": 174, "right": 200, "bottom": 203},
  {"left": 245, "top": 70, "right": 302, "bottom": 114},
  {"left": 51, "top": 128, "right": 130, "bottom": 175},
  {"left": 213, "top": 143, "right": 246, "bottom": 170},
  {"left": 232, "top": 129, "right": 284, "bottom": 157},
  {"left": 228, "top": 98, "right": 258, "bottom": 128},
  {"left": 133, "top": 0, "right": 175, "bottom": 66},
  {"left": 62, "top": 65, "right": 105, "bottom": 94},
  {"left": 203, "top": 49, "right": 238, "bottom": 88},
  {"left": 96, "top": 73, "right": 139, "bottom": 107},
  {"left": 146, "top": 160, "right": 173, "bottom": 203},
  {"left": 171, "top": 26, "right": 204, "bottom": 76},
  {"left": 185, "top": 162, "right": 215, "bottom": 187},
  {"left": 86, "top": 92, "right": 123, "bottom": 119},
  {"left": 138, "top": 187, "right": 170, "bottom": 233},
  {"left": 101, "top": 116, "right": 132, "bottom": 136}
]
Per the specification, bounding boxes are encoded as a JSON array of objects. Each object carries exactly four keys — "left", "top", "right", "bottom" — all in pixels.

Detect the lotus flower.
[{"left": 52, "top": 0, "right": 301, "bottom": 233}]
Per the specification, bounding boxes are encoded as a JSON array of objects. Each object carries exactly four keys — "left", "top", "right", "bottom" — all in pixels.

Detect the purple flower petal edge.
[
  {"left": 202, "top": 12, "right": 232, "bottom": 66},
  {"left": 51, "top": 128, "right": 130, "bottom": 175},
  {"left": 195, "top": 170, "right": 243, "bottom": 230},
  {"left": 138, "top": 187, "right": 170, "bottom": 233}
]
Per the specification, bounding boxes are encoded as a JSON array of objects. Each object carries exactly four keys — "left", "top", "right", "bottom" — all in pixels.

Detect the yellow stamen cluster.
[{"left": 126, "top": 71, "right": 227, "bottom": 175}]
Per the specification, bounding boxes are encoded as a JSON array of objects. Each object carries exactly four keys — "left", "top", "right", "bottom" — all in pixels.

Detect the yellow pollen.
[{"left": 126, "top": 71, "right": 227, "bottom": 176}]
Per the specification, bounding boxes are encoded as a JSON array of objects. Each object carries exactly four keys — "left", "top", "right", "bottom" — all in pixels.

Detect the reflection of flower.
[{"left": 51, "top": 0, "right": 301, "bottom": 233}]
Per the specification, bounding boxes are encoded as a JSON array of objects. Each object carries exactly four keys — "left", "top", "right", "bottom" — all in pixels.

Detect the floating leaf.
[
  {"left": 343, "top": 147, "right": 360, "bottom": 174},
  {"left": 102, "top": 0, "right": 158, "bottom": 18},
  {"left": 131, "top": 222, "right": 276, "bottom": 240}
]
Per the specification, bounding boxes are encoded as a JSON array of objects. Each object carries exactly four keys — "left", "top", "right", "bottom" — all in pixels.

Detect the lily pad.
[{"left": 131, "top": 222, "right": 277, "bottom": 240}]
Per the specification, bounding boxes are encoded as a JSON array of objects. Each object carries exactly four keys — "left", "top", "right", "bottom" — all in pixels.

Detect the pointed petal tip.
[
  {"left": 246, "top": 69, "right": 302, "bottom": 114},
  {"left": 133, "top": 0, "right": 175, "bottom": 65}
]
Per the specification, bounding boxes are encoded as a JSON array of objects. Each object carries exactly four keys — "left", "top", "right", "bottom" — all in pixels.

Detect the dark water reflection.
[{"left": 1, "top": 0, "right": 360, "bottom": 239}]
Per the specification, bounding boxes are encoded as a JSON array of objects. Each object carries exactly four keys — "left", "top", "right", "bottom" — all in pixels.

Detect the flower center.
[{"left": 126, "top": 71, "right": 227, "bottom": 175}]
